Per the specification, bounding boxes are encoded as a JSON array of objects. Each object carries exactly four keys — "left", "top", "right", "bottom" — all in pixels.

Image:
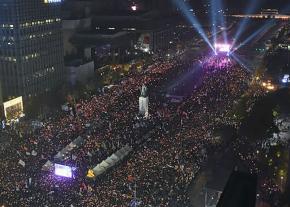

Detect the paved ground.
[{"left": 187, "top": 146, "right": 237, "bottom": 207}]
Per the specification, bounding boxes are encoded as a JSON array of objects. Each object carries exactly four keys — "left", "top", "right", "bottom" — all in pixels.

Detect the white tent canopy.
[
  {"left": 54, "top": 136, "right": 84, "bottom": 162},
  {"left": 89, "top": 145, "right": 133, "bottom": 179},
  {"left": 92, "top": 165, "right": 107, "bottom": 177},
  {"left": 42, "top": 160, "right": 53, "bottom": 171}
]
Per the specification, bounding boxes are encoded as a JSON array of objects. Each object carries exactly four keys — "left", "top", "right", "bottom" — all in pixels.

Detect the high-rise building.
[{"left": 0, "top": 0, "right": 65, "bottom": 101}]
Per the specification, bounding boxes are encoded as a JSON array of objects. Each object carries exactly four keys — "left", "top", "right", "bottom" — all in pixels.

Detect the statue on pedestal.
[
  {"left": 139, "top": 85, "right": 149, "bottom": 116},
  {"left": 140, "top": 85, "right": 148, "bottom": 97}
]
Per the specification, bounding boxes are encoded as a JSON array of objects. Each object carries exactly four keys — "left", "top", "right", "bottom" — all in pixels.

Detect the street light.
[
  {"left": 131, "top": 5, "right": 137, "bottom": 11},
  {"left": 280, "top": 176, "right": 284, "bottom": 190}
]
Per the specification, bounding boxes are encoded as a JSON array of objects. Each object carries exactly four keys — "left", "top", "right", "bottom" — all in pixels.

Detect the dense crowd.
[
  {"left": 229, "top": 73, "right": 289, "bottom": 206},
  {"left": 0, "top": 52, "right": 251, "bottom": 206}
]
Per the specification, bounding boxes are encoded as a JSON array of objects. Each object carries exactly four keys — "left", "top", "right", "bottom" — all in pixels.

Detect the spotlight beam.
[
  {"left": 216, "top": 0, "right": 228, "bottom": 44},
  {"left": 210, "top": 0, "right": 218, "bottom": 44},
  {"left": 231, "top": 53, "right": 252, "bottom": 72},
  {"left": 233, "top": 4, "right": 290, "bottom": 52},
  {"left": 171, "top": 0, "right": 214, "bottom": 51},
  {"left": 232, "top": 2, "right": 290, "bottom": 53},
  {"left": 233, "top": 0, "right": 262, "bottom": 46},
  {"left": 232, "top": 20, "right": 275, "bottom": 52}
]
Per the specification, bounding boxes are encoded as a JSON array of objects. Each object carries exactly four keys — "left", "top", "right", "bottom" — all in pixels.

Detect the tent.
[
  {"left": 54, "top": 136, "right": 84, "bottom": 162},
  {"left": 106, "top": 156, "right": 119, "bottom": 167},
  {"left": 42, "top": 160, "right": 53, "bottom": 171},
  {"left": 92, "top": 165, "right": 106, "bottom": 177},
  {"left": 88, "top": 145, "right": 133, "bottom": 179},
  {"left": 99, "top": 161, "right": 110, "bottom": 169}
]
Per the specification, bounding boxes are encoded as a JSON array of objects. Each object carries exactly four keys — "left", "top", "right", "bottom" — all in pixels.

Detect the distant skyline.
[
  {"left": 223, "top": 0, "right": 290, "bottom": 12},
  {"left": 160, "top": 0, "right": 290, "bottom": 14}
]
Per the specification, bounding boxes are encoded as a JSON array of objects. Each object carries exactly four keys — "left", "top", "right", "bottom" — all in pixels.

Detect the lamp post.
[{"left": 280, "top": 176, "right": 284, "bottom": 191}]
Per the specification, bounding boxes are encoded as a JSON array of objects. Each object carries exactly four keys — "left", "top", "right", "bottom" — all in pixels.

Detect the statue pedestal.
[{"left": 139, "top": 96, "right": 149, "bottom": 116}]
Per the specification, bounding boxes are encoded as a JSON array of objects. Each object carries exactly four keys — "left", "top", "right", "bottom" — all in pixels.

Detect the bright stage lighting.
[
  {"left": 215, "top": 43, "right": 231, "bottom": 53},
  {"left": 54, "top": 164, "right": 73, "bottom": 178},
  {"left": 282, "top": 74, "right": 290, "bottom": 83},
  {"left": 131, "top": 5, "right": 137, "bottom": 11}
]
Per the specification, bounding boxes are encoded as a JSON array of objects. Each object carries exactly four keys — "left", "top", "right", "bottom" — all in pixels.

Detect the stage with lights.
[
  {"left": 54, "top": 163, "right": 75, "bottom": 178},
  {"left": 214, "top": 43, "right": 232, "bottom": 55}
]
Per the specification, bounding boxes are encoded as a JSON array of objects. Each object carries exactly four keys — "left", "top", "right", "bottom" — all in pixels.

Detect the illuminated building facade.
[
  {"left": 0, "top": 0, "right": 64, "bottom": 101},
  {"left": 231, "top": 9, "right": 290, "bottom": 20},
  {"left": 261, "top": 9, "right": 279, "bottom": 15}
]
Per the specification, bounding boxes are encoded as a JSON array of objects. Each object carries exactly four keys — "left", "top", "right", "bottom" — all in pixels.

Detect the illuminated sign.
[
  {"left": 44, "top": 0, "right": 62, "bottom": 3},
  {"left": 3, "top": 96, "right": 24, "bottom": 121}
]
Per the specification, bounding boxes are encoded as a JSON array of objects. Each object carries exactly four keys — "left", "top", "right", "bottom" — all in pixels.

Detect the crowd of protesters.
[{"left": 0, "top": 52, "right": 251, "bottom": 206}]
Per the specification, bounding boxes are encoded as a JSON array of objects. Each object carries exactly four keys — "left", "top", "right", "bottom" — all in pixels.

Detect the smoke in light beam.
[
  {"left": 233, "top": 0, "right": 262, "bottom": 46},
  {"left": 233, "top": 1, "right": 290, "bottom": 52},
  {"left": 231, "top": 53, "right": 252, "bottom": 72},
  {"left": 216, "top": 0, "right": 228, "bottom": 44},
  {"left": 171, "top": 0, "right": 214, "bottom": 51},
  {"left": 232, "top": 20, "right": 275, "bottom": 52},
  {"left": 209, "top": 0, "right": 228, "bottom": 46},
  {"left": 210, "top": 0, "right": 217, "bottom": 45}
]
